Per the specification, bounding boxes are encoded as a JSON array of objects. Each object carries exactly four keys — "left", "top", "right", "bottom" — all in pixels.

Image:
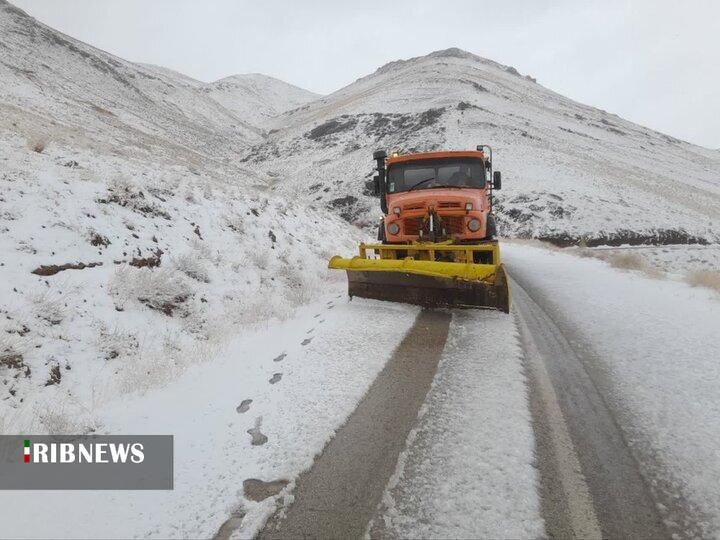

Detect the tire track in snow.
[
  {"left": 369, "top": 309, "right": 544, "bottom": 539},
  {"left": 257, "top": 309, "right": 451, "bottom": 539},
  {"left": 514, "top": 281, "right": 602, "bottom": 539},
  {"left": 512, "top": 277, "right": 667, "bottom": 539}
]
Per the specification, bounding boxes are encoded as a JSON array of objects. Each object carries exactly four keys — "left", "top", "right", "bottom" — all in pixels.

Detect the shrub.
[
  {"left": 111, "top": 267, "right": 193, "bottom": 317},
  {"left": 31, "top": 289, "right": 66, "bottom": 326},
  {"left": 572, "top": 248, "right": 662, "bottom": 278},
  {"left": 29, "top": 136, "right": 49, "bottom": 153},
  {"left": 45, "top": 365, "right": 62, "bottom": 386},
  {"left": 685, "top": 270, "right": 720, "bottom": 294},
  {"left": 277, "top": 263, "right": 316, "bottom": 306},
  {"left": 37, "top": 410, "right": 91, "bottom": 435},
  {"left": 118, "top": 351, "right": 179, "bottom": 395},
  {"left": 604, "top": 252, "right": 649, "bottom": 271},
  {"left": 0, "top": 341, "right": 27, "bottom": 376},
  {"left": 248, "top": 249, "right": 270, "bottom": 270},
  {"left": 97, "top": 325, "right": 139, "bottom": 360},
  {"left": 172, "top": 253, "right": 210, "bottom": 283}
]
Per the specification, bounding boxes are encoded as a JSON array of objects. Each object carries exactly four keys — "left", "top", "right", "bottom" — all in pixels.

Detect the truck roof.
[{"left": 386, "top": 150, "right": 486, "bottom": 165}]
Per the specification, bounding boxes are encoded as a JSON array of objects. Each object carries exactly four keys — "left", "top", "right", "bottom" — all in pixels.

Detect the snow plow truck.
[{"left": 329, "top": 146, "right": 510, "bottom": 312}]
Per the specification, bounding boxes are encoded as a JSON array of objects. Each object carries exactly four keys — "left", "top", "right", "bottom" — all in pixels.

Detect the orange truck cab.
[{"left": 371, "top": 147, "right": 502, "bottom": 244}]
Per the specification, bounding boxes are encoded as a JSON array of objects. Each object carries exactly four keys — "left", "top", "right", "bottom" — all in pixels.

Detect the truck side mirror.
[
  {"left": 373, "top": 175, "right": 381, "bottom": 196},
  {"left": 493, "top": 171, "right": 502, "bottom": 190}
]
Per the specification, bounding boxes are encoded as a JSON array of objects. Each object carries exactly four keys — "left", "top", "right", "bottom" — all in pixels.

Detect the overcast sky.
[{"left": 11, "top": 0, "right": 720, "bottom": 148}]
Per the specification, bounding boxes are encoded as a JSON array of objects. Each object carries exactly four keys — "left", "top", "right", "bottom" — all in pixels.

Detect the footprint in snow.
[
  {"left": 313, "top": 313, "right": 321, "bottom": 318},
  {"left": 327, "top": 305, "right": 335, "bottom": 310},
  {"left": 236, "top": 399, "right": 252, "bottom": 414},
  {"left": 215, "top": 506, "right": 246, "bottom": 538},
  {"left": 247, "top": 417, "right": 268, "bottom": 446},
  {"left": 301, "top": 337, "right": 313, "bottom": 346},
  {"left": 319, "top": 319, "right": 325, "bottom": 323},
  {"left": 306, "top": 328, "right": 314, "bottom": 334},
  {"left": 273, "top": 352, "right": 286, "bottom": 363},
  {"left": 269, "top": 373, "right": 282, "bottom": 384},
  {"left": 243, "top": 478, "right": 289, "bottom": 502}
]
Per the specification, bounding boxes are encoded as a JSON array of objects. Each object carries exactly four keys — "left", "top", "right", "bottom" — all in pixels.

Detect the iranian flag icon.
[{"left": 24, "top": 439, "right": 30, "bottom": 463}]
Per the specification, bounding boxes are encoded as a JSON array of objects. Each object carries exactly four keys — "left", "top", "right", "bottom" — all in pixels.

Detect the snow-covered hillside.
[
  {"left": 0, "top": 1, "right": 358, "bottom": 433},
  {"left": 244, "top": 48, "right": 720, "bottom": 245}
]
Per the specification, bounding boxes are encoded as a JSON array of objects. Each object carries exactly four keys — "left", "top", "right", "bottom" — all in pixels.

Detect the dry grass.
[
  {"left": 110, "top": 266, "right": 193, "bottom": 317},
  {"left": 172, "top": 252, "right": 210, "bottom": 283},
  {"left": 685, "top": 270, "right": 720, "bottom": 294},
  {"left": 0, "top": 345, "right": 25, "bottom": 372},
  {"left": 118, "top": 350, "right": 181, "bottom": 396},
  {"left": 117, "top": 331, "right": 223, "bottom": 396},
  {"left": 277, "top": 263, "right": 316, "bottom": 306},
  {"left": 0, "top": 333, "right": 32, "bottom": 381},
  {"left": 606, "top": 253, "right": 664, "bottom": 278},
  {"left": 97, "top": 325, "right": 140, "bottom": 361},
  {"left": 28, "top": 136, "right": 49, "bottom": 153},
  {"left": 248, "top": 249, "right": 271, "bottom": 270},
  {"left": 604, "top": 251, "right": 649, "bottom": 270},
  {"left": 572, "top": 248, "right": 664, "bottom": 278},
  {"left": 30, "top": 289, "right": 66, "bottom": 326},
  {"left": 36, "top": 409, "right": 101, "bottom": 435}
]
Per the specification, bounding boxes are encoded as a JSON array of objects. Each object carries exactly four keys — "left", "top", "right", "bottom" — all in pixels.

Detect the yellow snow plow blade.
[{"left": 328, "top": 242, "right": 510, "bottom": 312}]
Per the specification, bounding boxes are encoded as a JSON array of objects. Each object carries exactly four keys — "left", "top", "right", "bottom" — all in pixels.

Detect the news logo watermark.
[{"left": 0, "top": 435, "right": 173, "bottom": 489}]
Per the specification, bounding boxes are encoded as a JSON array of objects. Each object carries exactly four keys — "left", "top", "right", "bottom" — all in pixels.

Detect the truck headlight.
[
  {"left": 465, "top": 202, "right": 473, "bottom": 211},
  {"left": 467, "top": 218, "right": 481, "bottom": 232},
  {"left": 393, "top": 207, "right": 401, "bottom": 216},
  {"left": 388, "top": 222, "right": 400, "bottom": 235}
]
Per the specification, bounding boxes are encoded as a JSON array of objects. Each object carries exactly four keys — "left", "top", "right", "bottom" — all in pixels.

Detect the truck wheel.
[
  {"left": 485, "top": 214, "right": 497, "bottom": 239},
  {"left": 375, "top": 221, "right": 387, "bottom": 255}
]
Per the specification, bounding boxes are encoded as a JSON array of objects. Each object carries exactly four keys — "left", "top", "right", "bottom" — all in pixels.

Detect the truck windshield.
[{"left": 386, "top": 158, "right": 487, "bottom": 193}]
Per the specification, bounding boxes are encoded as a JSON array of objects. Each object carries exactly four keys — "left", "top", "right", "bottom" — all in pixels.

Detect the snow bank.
[{"left": 371, "top": 310, "right": 544, "bottom": 539}]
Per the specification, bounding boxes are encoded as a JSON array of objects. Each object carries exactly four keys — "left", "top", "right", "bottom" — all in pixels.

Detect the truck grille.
[
  {"left": 402, "top": 216, "right": 465, "bottom": 236},
  {"left": 443, "top": 216, "right": 465, "bottom": 234},
  {"left": 403, "top": 218, "right": 423, "bottom": 236}
]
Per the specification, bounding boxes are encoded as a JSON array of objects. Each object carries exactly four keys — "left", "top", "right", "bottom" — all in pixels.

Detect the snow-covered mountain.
[
  {"left": 134, "top": 65, "right": 319, "bottom": 130},
  {"left": 0, "top": 0, "right": 263, "bottom": 165},
  {"left": 246, "top": 48, "right": 720, "bottom": 245},
  {"left": 202, "top": 73, "right": 319, "bottom": 129}
]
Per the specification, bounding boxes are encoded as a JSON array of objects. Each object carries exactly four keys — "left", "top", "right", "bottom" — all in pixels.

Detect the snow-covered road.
[
  {"left": 259, "top": 308, "right": 543, "bottom": 540},
  {"left": 370, "top": 309, "right": 543, "bottom": 539},
  {"left": 505, "top": 243, "right": 720, "bottom": 538}
]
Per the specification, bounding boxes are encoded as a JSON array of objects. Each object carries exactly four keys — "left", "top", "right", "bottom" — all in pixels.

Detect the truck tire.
[
  {"left": 485, "top": 214, "right": 497, "bottom": 239},
  {"left": 375, "top": 221, "right": 386, "bottom": 255}
]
